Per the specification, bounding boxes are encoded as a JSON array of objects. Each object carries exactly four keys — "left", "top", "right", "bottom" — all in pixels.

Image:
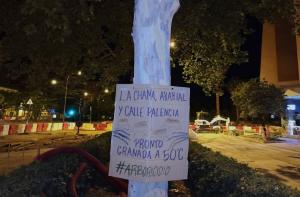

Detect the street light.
[
  {"left": 83, "top": 92, "right": 92, "bottom": 123},
  {"left": 63, "top": 70, "right": 82, "bottom": 123},
  {"left": 51, "top": 79, "right": 58, "bottom": 85},
  {"left": 170, "top": 41, "right": 176, "bottom": 48},
  {"left": 104, "top": 88, "right": 109, "bottom": 94}
]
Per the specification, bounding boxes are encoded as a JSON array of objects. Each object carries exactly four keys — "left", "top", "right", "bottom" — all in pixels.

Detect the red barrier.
[
  {"left": 100, "top": 124, "right": 106, "bottom": 131},
  {"left": 222, "top": 126, "right": 227, "bottom": 131},
  {"left": 0, "top": 125, "right": 3, "bottom": 136},
  {"left": 93, "top": 123, "right": 107, "bottom": 131},
  {"left": 93, "top": 123, "right": 98, "bottom": 130},
  {"left": 236, "top": 125, "right": 243, "bottom": 131},
  {"left": 9, "top": 124, "right": 17, "bottom": 135},
  {"left": 25, "top": 124, "right": 33, "bottom": 133},
  {"left": 42, "top": 123, "right": 48, "bottom": 132},
  {"left": 189, "top": 124, "right": 196, "bottom": 130},
  {"left": 252, "top": 126, "right": 260, "bottom": 133},
  {"left": 63, "top": 122, "right": 69, "bottom": 130},
  {"left": 37, "top": 123, "right": 44, "bottom": 132}
]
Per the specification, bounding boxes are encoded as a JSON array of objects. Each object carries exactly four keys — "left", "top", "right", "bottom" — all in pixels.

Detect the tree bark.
[
  {"left": 130, "top": 0, "right": 180, "bottom": 196},
  {"left": 133, "top": 0, "right": 180, "bottom": 85},
  {"left": 236, "top": 107, "right": 240, "bottom": 123},
  {"left": 216, "top": 93, "right": 220, "bottom": 116}
]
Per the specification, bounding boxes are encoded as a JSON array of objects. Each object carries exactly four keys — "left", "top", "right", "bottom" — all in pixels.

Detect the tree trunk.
[
  {"left": 130, "top": 0, "right": 180, "bottom": 196},
  {"left": 236, "top": 107, "right": 239, "bottom": 122},
  {"left": 216, "top": 93, "right": 220, "bottom": 116},
  {"left": 133, "top": 0, "right": 180, "bottom": 85}
]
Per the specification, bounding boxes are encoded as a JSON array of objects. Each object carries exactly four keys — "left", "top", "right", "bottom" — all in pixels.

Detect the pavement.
[{"left": 196, "top": 133, "right": 300, "bottom": 190}]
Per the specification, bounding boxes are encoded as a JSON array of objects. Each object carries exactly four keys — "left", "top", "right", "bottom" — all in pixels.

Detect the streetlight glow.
[
  {"left": 51, "top": 79, "right": 57, "bottom": 85},
  {"left": 170, "top": 41, "right": 176, "bottom": 48},
  {"left": 104, "top": 88, "right": 109, "bottom": 94},
  {"left": 67, "top": 109, "right": 76, "bottom": 116},
  {"left": 84, "top": 92, "right": 89, "bottom": 97},
  {"left": 77, "top": 70, "right": 82, "bottom": 76}
]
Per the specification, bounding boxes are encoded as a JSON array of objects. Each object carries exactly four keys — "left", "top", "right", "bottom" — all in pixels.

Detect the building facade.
[{"left": 260, "top": 14, "right": 300, "bottom": 134}]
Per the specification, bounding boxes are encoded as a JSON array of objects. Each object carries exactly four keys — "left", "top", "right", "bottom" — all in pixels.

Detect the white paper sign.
[{"left": 109, "top": 84, "right": 190, "bottom": 182}]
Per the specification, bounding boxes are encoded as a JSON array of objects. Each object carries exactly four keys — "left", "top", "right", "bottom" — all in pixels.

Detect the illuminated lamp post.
[
  {"left": 51, "top": 70, "right": 82, "bottom": 123},
  {"left": 63, "top": 70, "right": 82, "bottom": 123},
  {"left": 84, "top": 91, "right": 93, "bottom": 123}
]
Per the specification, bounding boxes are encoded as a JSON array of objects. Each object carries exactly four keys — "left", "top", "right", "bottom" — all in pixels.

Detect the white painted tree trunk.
[
  {"left": 130, "top": 0, "right": 180, "bottom": 196},
  {"left": 133, "top": 0, "right": 180, "bottom": 86}
]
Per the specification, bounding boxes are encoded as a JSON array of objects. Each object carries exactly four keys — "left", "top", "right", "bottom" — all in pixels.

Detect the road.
[{"left": 196, "top": 133, "right": 300, "bottom": 190}]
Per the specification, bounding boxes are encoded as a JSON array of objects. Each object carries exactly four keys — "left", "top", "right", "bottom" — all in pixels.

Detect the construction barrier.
[
  {"left": 228, "top": 126, "right": 236, "bottom": 131},
  {"left": 81, "top": 123, "right": 95, "bottom": 131},
  {"left": 94, "top": 123, "right": 107, "bottom": 131},
  {"left": 243, "top": 126, "right": 256, "bottom": 135},
  {"left": 68, "top": 122, "right": 76, "bottom": 130},
  {"left": 243, "top": 126, "right": 253, "bottom": 132},
  {"left": 36, "top": 123, "right": 44, "bottom": 132},
  {"left": 63, "top": 122, "right": 69, "bottom": 130},
  {"left": 58, "top": 123, "right": 63, "bottom": 130},
  {"left": 1, "top": 121, "right": 114, "bottom": 135},
  {"left": 0, "top": 125, "right": 5, "bottom": 136},
  {"left": 46, "top": 123, "right": 52, "bottom": 131},
  {"left": 0, "top": 121, "right": 288, "bottom": 138},
  {"left": 25, "top": 123, "right": 33, "bottom": 133},
  {"left": 9, "top": 124, "right": 17, "bottom": 135},
  {"left": 52, "top": 122, "right": 63, "bottom": 131},
  {"left": 17, "top": 124, "right": 26, "bottom": 134},
  {"left": 106, "top": 123, "right": 113, "bottom": 131},
  {"left": 236, "top": 125, "right": 244, "bottom": 131},
  {"left": 252, "top": 126, "right": 260, "bottom": 133},
  {"left": 0, "top": 124, "right": 9, "bottom": 136},
  {"left": 32, "top": 123, "right": 37, "bottom": 133}
]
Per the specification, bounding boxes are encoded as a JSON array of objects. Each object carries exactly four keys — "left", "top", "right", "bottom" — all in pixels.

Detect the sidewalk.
[{"left": 197, "top": 133, "right": 300, "bottom": 190}]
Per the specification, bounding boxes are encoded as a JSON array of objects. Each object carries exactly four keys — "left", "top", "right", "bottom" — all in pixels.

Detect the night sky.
[{"left": 171, "top": 17, "right": 263, "bottom": 119}]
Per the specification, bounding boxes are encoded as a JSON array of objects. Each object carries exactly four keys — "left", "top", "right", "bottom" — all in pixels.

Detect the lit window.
[{"left": 287, "top": 104, "right": 296, "bottom": 111}]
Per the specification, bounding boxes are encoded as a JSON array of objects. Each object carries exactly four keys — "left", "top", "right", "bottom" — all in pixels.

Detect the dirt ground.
[{"left": 0, "top": 130, "right": 105, "bottom": 175}]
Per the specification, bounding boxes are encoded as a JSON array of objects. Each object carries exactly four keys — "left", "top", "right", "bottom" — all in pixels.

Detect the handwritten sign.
[{"left": 109, "top": 84, "right": 190, "bottom": 182}]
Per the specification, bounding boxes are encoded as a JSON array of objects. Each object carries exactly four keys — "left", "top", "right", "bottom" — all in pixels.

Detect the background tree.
[
  {"left": 0, "top": 0, "right": 133, "bottom": 119},
  {"left": 227, "top": 78, "right": 244, "bottom": 121},
  {"left": 230, "top": 79, "right": 285, "bottom": 123},
  {"left": 172, "top": 0, "right": 294, "bottom": 116}
]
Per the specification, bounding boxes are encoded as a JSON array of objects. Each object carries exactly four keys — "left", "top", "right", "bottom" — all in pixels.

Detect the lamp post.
[
  {"left": 62, "top": 75, "right": 70, "bottom": 123},
  {"left": 51, "top": 70, "right": 82, "bottom": 123},
  {"left": 63, "top": 70, "right": 82, "bottom": 122},
  {"left": 84, "top": 91, "right": 92, "bottom": 123}
]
